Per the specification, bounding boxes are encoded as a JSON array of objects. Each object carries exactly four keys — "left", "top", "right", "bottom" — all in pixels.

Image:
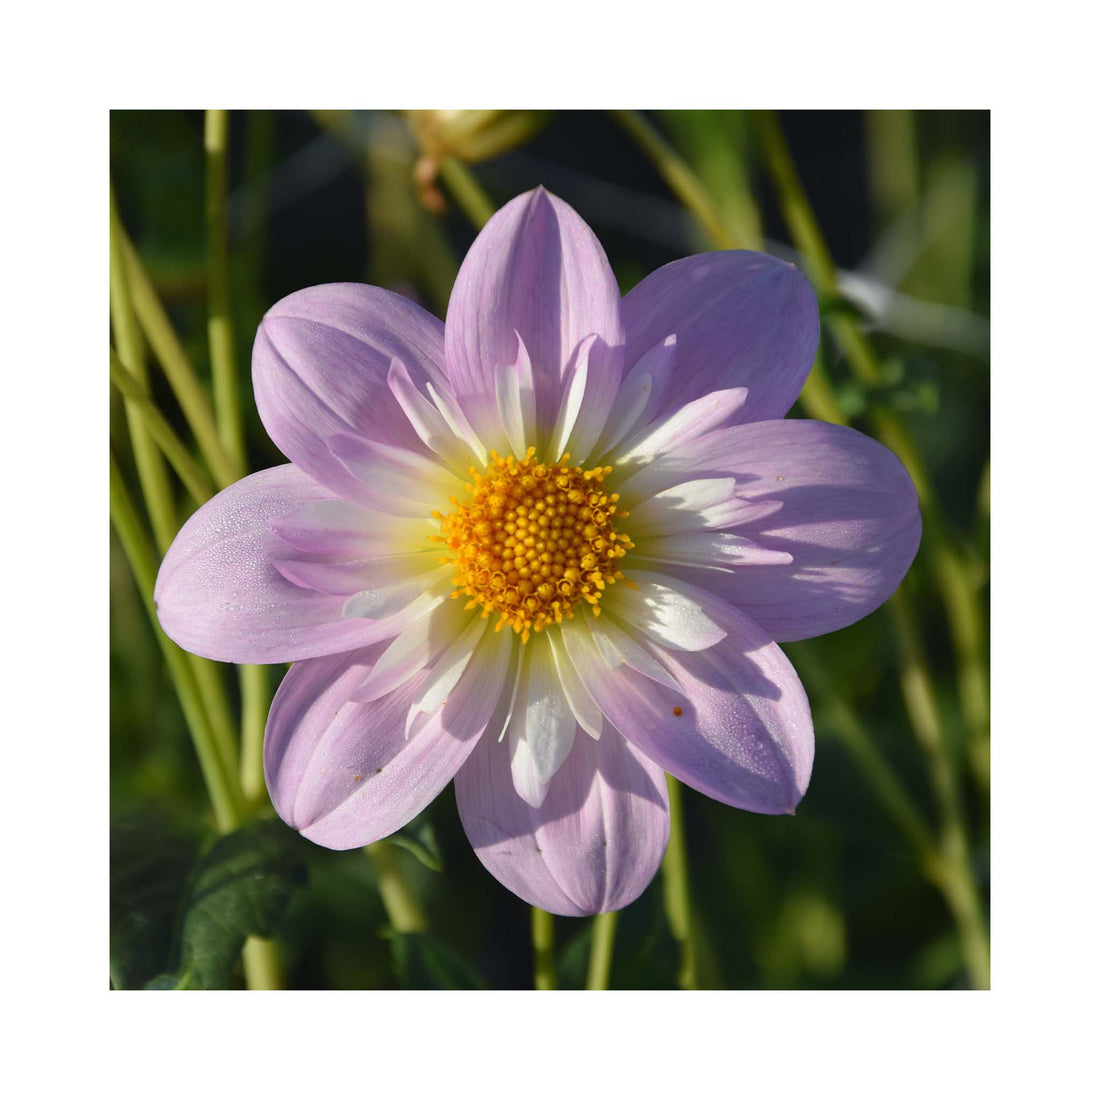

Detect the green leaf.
[
  {"left": 154, "top": 818, "right": 308, "bottom": 990},
  {"left": 142, "top": 973, "right": 182, "bottom": 990},
  {"left": 110, "top": 810, "right": 202, "bottom": 990},
  {"left": 386, "top": 815, "right": 444, "bottom": 873},
  {"left": 387, "top": 932, "right": 489, "bottom": 990}
]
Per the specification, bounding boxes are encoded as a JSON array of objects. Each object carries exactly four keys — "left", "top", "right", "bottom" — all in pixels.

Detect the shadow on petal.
[{"left": 456, "top": 724, "right": 669, "bottom": 917}]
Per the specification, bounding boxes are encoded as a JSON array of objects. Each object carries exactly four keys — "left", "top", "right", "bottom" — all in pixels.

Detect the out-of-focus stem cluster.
[{"left": 109, "top": 112, "right": 285, "bottom": 988}]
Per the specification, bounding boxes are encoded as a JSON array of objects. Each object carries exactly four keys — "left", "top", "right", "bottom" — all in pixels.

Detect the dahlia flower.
[{"left": 155, "top": 187, "right": 920, "bottom": 916}]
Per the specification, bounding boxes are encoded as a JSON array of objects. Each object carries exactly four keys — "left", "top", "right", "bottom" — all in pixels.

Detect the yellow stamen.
[{"left": 435, "top": 447, "right": 633, "bottom": 641}]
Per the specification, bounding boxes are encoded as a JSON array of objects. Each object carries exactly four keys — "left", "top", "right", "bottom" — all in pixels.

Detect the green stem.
[
  {"left": 531, "top": 907, "right": 556, "bottom": 990},
  {"left": 109, "top": 348, "right": 216, "bottom": 504},
  {"left": 241, "top": 937, "right": 284, "bottom": 990},
  {"left": 110, "top": 189, "right": 177, "bottom": 553},
  {"left": 436, "top": 157, "right": 495, "bottom": 229},
  {"left": 239, "top": 663, "right": 270, "bottom": 804},
  {"left": 866, "top": 110, "right": 920, "bottom": 223},
  {"left": 187, "top": 656, "right": 240, "bottom": 783},
  {"left": 365, "top": 840, "right": 428, "bottom": 932},
  {"left": 205, "top": 109, "right": 246, "bottom": 473},
  {"left": 661, "top": 776, "right": 698, "bottom": 989},
  {"left": 758, "top": 109, "right": 989, "bottom": 717},
  {"left": 932, "top": 540, "right": 990, "bottom": 790},
  {"left": 110, "top": 453, "right": 246, "bottom": 833},
  {"left": 611, "top": 110, "right": 745, "bottom": 250},
  {"left": 889, "top": 585, "right": 990, "bottom": 989},
  {"left": 586, "top": 911, "right": 618, "bottom": 990},
  {"left": 237, "top": 109, "right": 277, "bottom": 325},
  {"left": 757, "top": 113, "right": 991, "bottom": 935},
  {"left": 109, "top": 347, "right": 241, "bottom": 800},
  {"left": 120, "top": 229, "right": 241, "bottom": 488},
  {"left": 757, "top": 113, "right": 845, "bottom": 307},
  {"left": 789, "top": 643, "right": 939, "bottom": 866},
  {"left": 798, "top": 351, "right": 849, "bottom": 425},
  {"left": 792, "top": 640, "right": 988, "bottom": 987},
  {"left": 205, "top": 112, "right": 274, "bottom": 832}
]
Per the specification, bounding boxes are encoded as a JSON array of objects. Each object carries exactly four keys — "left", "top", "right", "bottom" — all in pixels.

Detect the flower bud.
[{"left": 407, "top": 110, "right": 550, "bottom": 164}]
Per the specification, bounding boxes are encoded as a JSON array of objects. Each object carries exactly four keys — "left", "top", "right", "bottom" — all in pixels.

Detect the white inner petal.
[
  {"left": 342, "top": 565, "right": 451, "bottom": 621},
  {"left": 280, "top": 550, "right": 443, "bottom": 598},
  {"left": 410, "top": 613, "right": 490, "bottom": 719},
  {"left": 270, "top": 500, "right": 436, "bottom": 557},
  {"left": 611, "top": 387, "right": 748, "bottom": 469},
  {"left": 592, "top": 333, "right": 677, "bottom": 460},
  {"left": 387, "top": 357, "right": 478, "bottom": 475},
  {"left": 546, "top": 628, "right": 603, "bottom": 740},
  {"left": 508, "top": 634, "right": 576, "bottom": 808},
  {"left": 604, "top": 572, "right": 726, "bottom": 651},
  {"left": 425, "top": 380, "right": 488, "bottom": 466},
  {"left": 587, "top": 612, "right": 682, "bottom": 692},
  {"left": 561, "top": 607, "right": 681, "bottom": 695},
  {"left": 328, "top": 433, "right": 466, "bottom": 517},
  {"left": 496, "top": 330, "right": 536, "bottom": 458},
  {"left": 547, "top": 333, "right": 595, "bottom": 462},
  {"left": 704, "top": 496, "right": 785, "bottom": 529},
  {"left": 351, "top": 596, "right": 468, "bottom": 703},
  {"left": 558, "top": 333, "right": 616, "bottom": 464},
  {"left": 494, "top": 645, "right": 526, "bottom": 744},
  {"left": 633, "top": 532, "right": 794, "bottom": 571},
  {"left": 626, "top": 477, "right": 739, "bottom": 536}
]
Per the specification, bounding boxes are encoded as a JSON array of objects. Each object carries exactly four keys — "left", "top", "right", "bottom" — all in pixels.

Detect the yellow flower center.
[{"left": 433, "top": 447, "right": 633, "bottom": 642}]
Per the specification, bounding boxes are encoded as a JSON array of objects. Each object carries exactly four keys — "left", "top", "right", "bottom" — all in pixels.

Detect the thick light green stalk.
[
  {"left": 109, "top": 347, "right": 242, "bottom": 781},
  {"left": 531, "top": 908, "right": 556, "bottom": 990},
  {"left": 240, "top": 938, "right": 283, "bottom": 990},
  {"left": 110, "top": 191, "right": 176, "bottom": 553},
  {"left": 239, "top": 664, "right": 270, "bottom": 804},
  {"left": 586, "top": 912, "right": 618, "bottom": 990},
  {"left": 205, "top": 109, "right": 246, "bottom": 472},
  {"left": 205, "top": 109, "right": 281, "bottom": 991},
  {"left": 366, "top": 841, "right": 428, "bottom": 932},
  {"left": 188, "top": 658, "right": 240, "bottom": 783},
  {"left": 120, "top": 229, "right": 241, "bottom": 489},
  {"left": 612, "top": 111, "right": 746, "bottom": 250},
  {"left": 237, "top": 109, "right": 277, "bottom": 327},
  {"left": 110, "top": 454, "right": 246, "bottom": 833},
  {"left": 436, "top": 157, "right": 495, "bottom": 229},
  {"left": 662, "top": 776, "right": 697, "bottom": 989},
  {"left": 109, "top": 349, "right": 215, "bottom": 504},
  {"left": 799, "top": 352, "right": 849, "bottom": 426},
  {"left": 112, "top": 194, "right": 244, "bottom": 808},
  {"left": 655, "top": 111, "right": 765, "bottom": 252}
]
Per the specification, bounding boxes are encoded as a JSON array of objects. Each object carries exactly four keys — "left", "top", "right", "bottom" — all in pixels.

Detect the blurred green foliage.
[{"left": 110, "top": 110, "right": 989, "bottom": 989}]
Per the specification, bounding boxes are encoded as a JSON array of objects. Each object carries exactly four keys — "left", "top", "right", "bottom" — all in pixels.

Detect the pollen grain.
[{"left": 433, "top": 448, "right": 633, "bottom": 642}]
